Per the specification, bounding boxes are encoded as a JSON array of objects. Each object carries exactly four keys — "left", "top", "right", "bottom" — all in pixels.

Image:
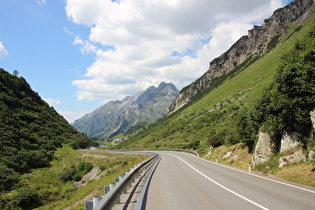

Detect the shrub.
[
  {"left": 13, "top": 188, "right": 41, "bottom": 208},
  {"left": 0, "top": 164, "right": 20, "bottom": 191},
  {"left": 58, "top": 162, "right": 93, "bottom": 183},
  {"left": 59, "top": 165, "right": 76, "bottom": 183},
  {"left": 77, "top": 161, "right": 93, "bottom": 174}
]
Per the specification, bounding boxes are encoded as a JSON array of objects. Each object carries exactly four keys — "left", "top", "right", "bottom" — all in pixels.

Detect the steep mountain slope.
[
  {"left": 72, "top": 82, "right": 179, "bottom": 139},
  {"left": 0, "top": 68, "right": 88, "bottom": 191},
  {"left": 117, "top": 0, "right": 315, "bottom": 155},
  {"left": 169, "top": 0, "right": 314, "bottom": 114}
]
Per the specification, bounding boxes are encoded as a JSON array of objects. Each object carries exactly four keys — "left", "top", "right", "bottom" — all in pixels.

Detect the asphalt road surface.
[{"left": 146, "top": 151, "right": 315, "bottom": 210}]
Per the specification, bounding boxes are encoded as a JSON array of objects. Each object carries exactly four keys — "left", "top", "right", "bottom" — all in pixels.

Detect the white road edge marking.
[
  {"left": 200, "top": 156, "right": 315, "bottom": 195},
  {"left": 173, "top": 154, "right": 269, "bottom": 210},
  {"left": 176, "top": 151, "right": 315, "bottom": 195}
]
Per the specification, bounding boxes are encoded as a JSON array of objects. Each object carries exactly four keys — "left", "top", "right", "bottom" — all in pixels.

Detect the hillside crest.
[{"left": 169, "top": 0, "right": 314, "bottom": 114}]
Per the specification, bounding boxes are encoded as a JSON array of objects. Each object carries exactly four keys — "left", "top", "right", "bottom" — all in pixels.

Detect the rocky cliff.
[
  {"left": 72, "top": 82, "right": 179, "bottom": 139},
  {"left": 169, "top": 0, "right": 314, "bottom": 114}
]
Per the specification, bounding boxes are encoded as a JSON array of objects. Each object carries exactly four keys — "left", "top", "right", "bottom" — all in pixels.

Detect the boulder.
[
  {"left": 223, "top": 151, "right": 233, "bottom": 159},
  {"left": 280, "top": 132, "right": 300, "bottom": 153},
  {"left": 252, "top": 131, "right": 276, "bottom": 167},
  {"left": 279, "top": 149, "right": 306, "bottom": 168},
  {"left": 309, "top": 151, "right": 315, "bottom": 160}
]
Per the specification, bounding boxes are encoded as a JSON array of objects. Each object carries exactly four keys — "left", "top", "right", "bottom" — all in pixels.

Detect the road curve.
[{"left": 146, "top": 151, "right": 315, "bottom": 210}]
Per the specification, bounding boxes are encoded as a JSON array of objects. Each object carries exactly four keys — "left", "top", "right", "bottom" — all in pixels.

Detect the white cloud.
[
  {"left": 57, "top": 110, "right": 89, "bottom": 123},
  {"left": 63, "top": 26, "right": 74, "bottom": 35},
  {"left": 66, "top": 0, "right": 287, "bottom": 102},
  {"left": 44, "top": 98, "right": 61, "bottom": 106},
  {"left": 0, "top": 42, "right": 8, "bottom": 58},
  {"left": 36, "top": 0, "right": 46, "bottom": 8},
  {"left": 74, "top": 36, "right": 98, "bottom": 54}
]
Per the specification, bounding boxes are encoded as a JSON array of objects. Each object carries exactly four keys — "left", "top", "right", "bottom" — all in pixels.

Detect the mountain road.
[{"left": 145, "top": 151, "right": 315, "bottom": 210}]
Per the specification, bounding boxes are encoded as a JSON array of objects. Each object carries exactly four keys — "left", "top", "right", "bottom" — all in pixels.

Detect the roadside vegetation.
[
  {"left": 0, "top": 146, "right": 148, "bottom": 209},
  {"left": 204, "top": 143, "right": 315, "bottom": 187}
]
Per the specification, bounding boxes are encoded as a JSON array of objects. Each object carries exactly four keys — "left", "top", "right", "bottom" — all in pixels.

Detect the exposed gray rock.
[
  {"left": 223, "top": 151, "right": 233, "bottom": 159},
  {"left": 230, "top": 155, "right": 239, "bottom": 162},
  {"left": 252, "top": 131, "right": 277, "bottom": 167},
  {"left": 72, "top": 82, "right": 179, "bottom": 139},
  {"left": 169, "top": 0, "right": 314, "bottom": 114},
  {"left": 279, "top": 149, "right": 306, "bottom": 168},
  {"left": 310, "top": 110, "right": 315, "bottom": 130},
  {"left": 309, "top": 151, "right": 315, "bottom": 160},
  {"left": 280, "top": 132, "right": 300, "bottom": 153}
]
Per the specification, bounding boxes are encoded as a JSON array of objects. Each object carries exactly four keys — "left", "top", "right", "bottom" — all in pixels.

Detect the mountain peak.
[
  {"left": 157, "top": 82, "right": 178, "bottom": 92},
  {"left": 72, "top": 82, "right": 179, "bottom": 139}
]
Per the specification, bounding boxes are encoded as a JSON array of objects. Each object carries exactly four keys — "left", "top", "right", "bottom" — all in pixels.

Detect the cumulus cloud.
[
  {"left": 44, "top": 98, "right": 61, "bottom": 106},
  {"left": 0, "top": 42, "right": 8, "bottom": 58},
  {"left": 66, "top": 0, "right": 286, "bottom": 102},
  {"left": 74, "top": 36, "right": 98, "bottom": 54}
]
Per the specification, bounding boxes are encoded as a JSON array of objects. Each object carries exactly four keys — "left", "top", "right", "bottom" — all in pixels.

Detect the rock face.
[
  {"left": 279, "top": 149, "right": 306, "bottom": 168},
  {"left": 280, "top": 132, "right": 300, "bottom": 153},
  {"left": 169, "top": 0, "right": 314, "bottom": 114},
  {"left": 72, "top": 82, "right": 179, "bottom": 139},
  {"left": 252, "top": 131, "right": 277, "bottom": 166}
]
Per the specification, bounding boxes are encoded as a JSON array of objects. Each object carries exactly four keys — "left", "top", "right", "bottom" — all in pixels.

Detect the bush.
[
  {"left": 58, "top": 162, "right": 93, "bottom": 183},
  {"left": 72, "top": 173, "right": 83, "bottom": 182},
  {"left": 59, "top": 165, "right": 76, "bottom": 183},
  {"left": 77, "top": 161, "right": 93, "bottom": 174},
  {"left": 13, "top": 188, "right": 41, "bottom": 208},
  {"left": 0, "top": 164, "right": 20, "bottom": 191}
]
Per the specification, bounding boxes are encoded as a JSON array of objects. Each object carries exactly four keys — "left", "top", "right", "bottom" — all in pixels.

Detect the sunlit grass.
[{"left": 3, "top": 146, "right": 148, "bottom": 209}]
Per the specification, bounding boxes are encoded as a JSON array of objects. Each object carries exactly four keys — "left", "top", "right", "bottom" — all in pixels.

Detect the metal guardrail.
[
  {"left": 135, "top": 157, "right": 160, "bottom": 210},
  {"left": 85, "top": 154, "right": 159, "bottom": 210}
]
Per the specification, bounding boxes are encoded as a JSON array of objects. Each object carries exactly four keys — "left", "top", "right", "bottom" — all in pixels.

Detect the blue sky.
[{"left": 0, "top": 0, "right": 293, "bottom": 122}]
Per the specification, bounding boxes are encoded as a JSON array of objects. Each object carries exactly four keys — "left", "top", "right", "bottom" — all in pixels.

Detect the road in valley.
[{"left": 146, "top": 151, "right": 315, "bottom": 210}]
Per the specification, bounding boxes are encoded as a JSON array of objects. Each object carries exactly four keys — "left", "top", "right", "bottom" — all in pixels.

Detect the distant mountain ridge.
[{"left": 72, "top": 82, "right": 179, "bottom": 139}]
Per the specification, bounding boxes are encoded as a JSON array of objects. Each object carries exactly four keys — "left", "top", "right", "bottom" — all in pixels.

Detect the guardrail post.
[
  {"left": 85, "top": 200, "right": 93, "bottom": 210},
  {"left": 113, "top": 179, "right": 121, "bottom": 204},
  {"left": 248, "top": 163, "right": 251, "bottom": 173},
  {"left": 93, "top": 196, "right": 103, "bottom": 208},
  {"left": 104, "top": 185, "right": 110, "bottom": 195},
  {"left": 110, "top": 182, "right": 116, "bottom": 190}
]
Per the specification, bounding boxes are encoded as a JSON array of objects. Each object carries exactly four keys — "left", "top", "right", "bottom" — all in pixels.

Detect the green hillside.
[
  {"left": 0, "top": 69, "right": 90, "bottom": 192},
  {"left": 116, "top": 15, "right": 315, "bottom": 156}
]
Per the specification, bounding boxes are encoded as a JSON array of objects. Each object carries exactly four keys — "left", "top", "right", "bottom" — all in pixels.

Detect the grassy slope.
[
  {"left": 115, "top": 14, "right": 315, "bottom": 187},
  {"left": 1, "top": 146, "right": 148, "bottom": 209},
  {"left": 117, "top": 15, "right": 314, "bottom": 153}
]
